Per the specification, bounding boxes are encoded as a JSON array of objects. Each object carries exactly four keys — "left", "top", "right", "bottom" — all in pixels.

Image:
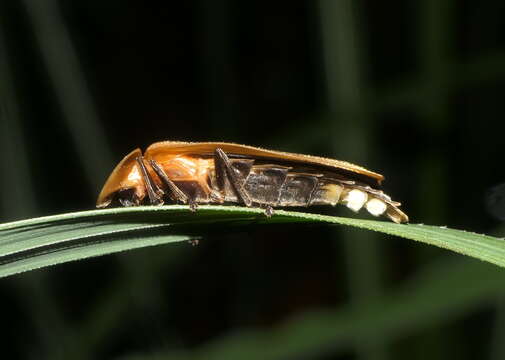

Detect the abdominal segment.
[{"left": 205, "top": 159, "right": 407, "bottom": 223}]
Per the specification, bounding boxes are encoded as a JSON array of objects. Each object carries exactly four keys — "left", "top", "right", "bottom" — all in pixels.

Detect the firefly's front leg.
[{"left": 136, "top": 157, "right": 164, "bottom": 205}]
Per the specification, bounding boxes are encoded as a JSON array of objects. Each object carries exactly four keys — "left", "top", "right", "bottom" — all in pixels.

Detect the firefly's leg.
[
  {"left": 214, "top": 148, "right": 252, "bottom": 207},
  {"left": 136, "top": 157, "right": 164, "bottom": 205},
  {"left": 148, "top": 159, "right": 197, "bottom": 211},
  {"left": 263, "top": 205, "right": 274, "bottom": 217}
]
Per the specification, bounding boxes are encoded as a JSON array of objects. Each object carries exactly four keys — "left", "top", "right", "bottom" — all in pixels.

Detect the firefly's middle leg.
[{"left": 148, "top": 159, "right": 197, "bottom": 211}]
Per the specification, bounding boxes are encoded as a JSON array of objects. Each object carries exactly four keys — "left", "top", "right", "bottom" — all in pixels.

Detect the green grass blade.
[
  {"left": 0, "top": 205, "right": 504, "bottom": 278},
  {"left": 123, "top": 258, "right": 505, "bottom": 360}
]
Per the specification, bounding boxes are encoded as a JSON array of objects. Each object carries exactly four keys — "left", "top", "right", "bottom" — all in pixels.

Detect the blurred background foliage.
[{"left": 1, "top": 0, "right": 505, "bottom": 359}]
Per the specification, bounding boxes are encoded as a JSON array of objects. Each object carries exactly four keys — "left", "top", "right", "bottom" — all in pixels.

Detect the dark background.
[{"left": 1, "top": 1, "right": 505, "bottom": 359}]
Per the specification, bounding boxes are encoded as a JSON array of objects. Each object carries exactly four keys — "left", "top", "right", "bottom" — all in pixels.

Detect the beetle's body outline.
[{"left": 97, "top": 141, "right": 408, "bottom": 223}]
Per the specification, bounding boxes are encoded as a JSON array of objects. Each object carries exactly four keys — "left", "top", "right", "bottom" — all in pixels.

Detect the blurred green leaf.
[
  {"left": 0, "top": 205, "right": 504, "bottom": 279},
  {"left": 122, "top": 257, "right": 505, "bottom": 360}
]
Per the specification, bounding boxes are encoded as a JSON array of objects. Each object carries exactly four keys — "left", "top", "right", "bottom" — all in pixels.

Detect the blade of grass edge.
[{"left": 0, "top": 205, "right": 504, "bottom": 279}]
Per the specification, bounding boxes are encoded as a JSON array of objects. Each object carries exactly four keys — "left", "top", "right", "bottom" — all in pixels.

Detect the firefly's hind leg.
[
  {"left": 263, "top": 205, "right": 274, "bottom": 217},
  {"left": 214, "top": 148, "right": 253, "bottom": 207},
  {"left": 136, "top": 157, "right": 164, "bottom": 205},
  {"left": 148, "top": 159, "right": 197, "bottom": 211}
]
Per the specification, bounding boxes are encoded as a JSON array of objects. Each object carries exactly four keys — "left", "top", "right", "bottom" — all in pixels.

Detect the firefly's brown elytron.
[{"left": 96, "top": 141, "right": 408, "bottom": 223}]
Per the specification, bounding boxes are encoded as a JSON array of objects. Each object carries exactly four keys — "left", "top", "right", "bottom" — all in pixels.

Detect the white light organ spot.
[
  {"left": 343, "top": 189, "right": 368, "bottom": 212},
  {"left": 365, "top": 198, "right": 387, "bottom": 216}
]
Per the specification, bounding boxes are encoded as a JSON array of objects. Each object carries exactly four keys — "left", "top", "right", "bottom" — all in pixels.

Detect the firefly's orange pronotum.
[{"left": 96, "top": 141, "right": 408, "bottom": 223}]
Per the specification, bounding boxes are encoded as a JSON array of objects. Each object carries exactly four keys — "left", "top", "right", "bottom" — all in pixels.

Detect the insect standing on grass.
[{"left": 96, "top": 141, "right": 408, "bottom": 223}]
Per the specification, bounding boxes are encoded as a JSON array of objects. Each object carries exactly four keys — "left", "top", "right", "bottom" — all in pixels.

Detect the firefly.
[{"left": 96, "top": 141, "right": 408, "bottom": 223}]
